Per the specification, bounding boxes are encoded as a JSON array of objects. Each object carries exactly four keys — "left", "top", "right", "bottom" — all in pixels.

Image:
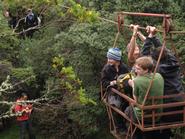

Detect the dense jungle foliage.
[{"left": 0, "top": 0, "right": 185, "bottom": 139}]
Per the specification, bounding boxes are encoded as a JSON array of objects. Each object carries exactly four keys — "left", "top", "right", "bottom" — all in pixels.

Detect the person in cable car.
[
  {"left": 128, "top": 24, "right": 184, "bottom": 102},
  {"left": 128, "top": 24, "right": 184, "bottom": 138},
  {"left": 125, "top": 56, "right": 164, "bottom": 121},
  {"left": 101, "top": 47, "right": 129, "bottom": 132},
  {"left": 125, "top": 56, "right": 164, "bottom": 139},
  {"left": 127, "top": 24, "right": 141, "bottom": 68}
]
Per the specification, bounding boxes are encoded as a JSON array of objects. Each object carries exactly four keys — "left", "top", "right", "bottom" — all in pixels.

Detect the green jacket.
[{"left": 133, "top": 73, "right": 164, "bottom": 120}]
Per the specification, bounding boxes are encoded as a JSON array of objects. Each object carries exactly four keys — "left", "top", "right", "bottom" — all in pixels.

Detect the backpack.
[{"left": 25, "top": 13, "right": 36, "bottom": 27}]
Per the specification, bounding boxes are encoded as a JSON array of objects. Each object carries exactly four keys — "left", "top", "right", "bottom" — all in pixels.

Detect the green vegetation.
[
  {"left": 0, "top": 124, "right": 46, "bottom": 139},
  {"left": 0, "top": 125, "right": 19, "bottom": 139},
  {"left": 0, "top": 0, "right": 184, "bottom": 138}
]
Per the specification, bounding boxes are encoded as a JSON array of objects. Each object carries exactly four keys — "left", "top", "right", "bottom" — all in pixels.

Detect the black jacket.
[
  {"left": 101, "top": 63, "right": 129, "bottom": 89},
  {"left": 158, "top": 52, "right": 184, "bottom": 95},
  {"left": 141, "top": 36, "right": 162, "bottom": 56},
  {"left": 141, "top": 37, "right": 184, "bottom": 101}
]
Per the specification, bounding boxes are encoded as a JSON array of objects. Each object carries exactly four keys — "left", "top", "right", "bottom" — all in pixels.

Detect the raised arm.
[
  {"left": 141, "top": 26, "right": 162, "bottom": 56},
  {"left": 127, "top": 24, "right": 139, "bottom": 63},
  {"left": 137, "top": 31, "right": 146, "bottom": 42}
]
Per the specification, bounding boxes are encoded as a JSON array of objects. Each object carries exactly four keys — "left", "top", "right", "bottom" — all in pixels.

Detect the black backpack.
[{"left": 25, "top": 13, "right": 37, "bottom": 27}]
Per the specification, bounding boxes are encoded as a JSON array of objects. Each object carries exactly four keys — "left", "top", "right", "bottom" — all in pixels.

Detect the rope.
[
  {"left": 112, "top": 32, "right": 120, "bottom": 48},
  {"left": 98, "top": 16, "right": 185, "bottom": 34},
  {"left": 60, "top": 4, "right": 185, "bottom": 34}
]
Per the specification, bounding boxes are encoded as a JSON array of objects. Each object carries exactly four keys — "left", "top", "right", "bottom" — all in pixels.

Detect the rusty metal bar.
[
  {"left": 152, "top": 97, "right": 155, "bottom": 127},
  {"left": 126, "top": 125, "right": 131, "bottom": 139},
  {"left": 117, "top": 14, "right": 121, "bottom": 32},
  {"left": 142, "top": 110, "right": 144, "bottom": 128},
  {"left": 147, "top": 93, "right": 185, "bottom": 99},
  {"left": 109, "top": 105, "right": 116, "bottom": 131},
  {"left": 104, "top": 101, "right": 143, "bottom": 130},
  {"left": 98, "top": 16, "right": 185, "bottom": 34},
  {"left": 61, "top": 6, "right": 185, "bottom": 34},
  {"left": 142, "top": 17, "right": 168, "bottom": 106},
  {"left": 111, "top": 88, "right": 138, "bottom": 105},
  {"left": 141, "top": 123, "right": 185, "bottom": 132},
  {"left": 103, "top": 98, "right": 116, "bottom": 132},
  {"left": 143, "top": 101, "right": 185, "bottom": 110},
  {"left": 104, "top": 100, "right": 185, "bottom": 132},
  {"left": 111, "top": 88, "right": 185, "bottom": 110},
  {"left": 118, "top": 11, "right": 171, "bottom": 18},
  {"left": 110, "top": 130, "right": 122, "bottom": 139},
  {"left": 130, "top": 119, "right": 133, "bottom": 139},
  {"left": 105, "top": 105, "right": 112, "bottom": 131},
  {"left": 144, "top": 110, "right": 184, "bottom": 118},
  {"left": 121, "top": 14, "right": 125, "bottom": 32},
  {"left": 131, "top": 127, "right": 137, "bottom": 139},
  {"left": 152, "top": 111, "right": 155, "bottom": 127}
]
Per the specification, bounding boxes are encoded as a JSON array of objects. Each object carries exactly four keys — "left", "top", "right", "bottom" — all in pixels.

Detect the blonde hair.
[{"left": 135, "top": 56, "right": 153, "bottom": 71}]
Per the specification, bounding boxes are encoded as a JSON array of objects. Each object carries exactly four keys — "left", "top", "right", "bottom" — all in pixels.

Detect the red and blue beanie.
[{"left": 107, "top": 48, "right": 122, "bottom": 61}]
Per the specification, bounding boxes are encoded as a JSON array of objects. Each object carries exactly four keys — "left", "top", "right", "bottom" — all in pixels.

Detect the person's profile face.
[
  {"left": 4, "top": 11, "right": 9, "bottom": 17},
  {"left": 22, "top": 95, "right": 28, "bottom": 100},
  {"left": 134, "top": 64, "right": 148, "bottom": 76},
  {"left": 27, "top": 9, "right": 32, "bottom": 14},
  {"left": 107, "top": 58, "right": 116, "bottom": 66}
]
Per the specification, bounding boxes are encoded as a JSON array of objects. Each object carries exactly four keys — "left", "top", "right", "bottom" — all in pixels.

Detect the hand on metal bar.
[
  {"left": 146, "top": 26, "right": 157, "bottom": 37},
  {"left": 129, "top": 24, "right": 139, "bottom": 37}
]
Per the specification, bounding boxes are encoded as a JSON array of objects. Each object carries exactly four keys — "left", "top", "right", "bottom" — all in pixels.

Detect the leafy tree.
[{"left": 0, "top": 0, "right": 185, "bottom": 139}]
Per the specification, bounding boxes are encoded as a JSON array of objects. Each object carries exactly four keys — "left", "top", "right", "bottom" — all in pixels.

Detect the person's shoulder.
[
  {"left": 120, "top": 62, "right": 129, "bottom": 69},
  {"left": 134, "top": 75, "right": 149, "bottom": 82},
  {"left": 133, "top": 76, "right": 142, "bottom": 83},
  {"left": 102, "top": 64, "right": 109, "bottom": 69},
  {"left": 120, "top": 62, "right": 127, "bottom": 66},
  {"left": 102, "top": 64, "right": 112, "bottom": 72},
  {"left": 155, "top": 72, "right": 161, "bottom": 77},
  {"left": 155, "top": 73, "right": 164, "bottom": 81}
]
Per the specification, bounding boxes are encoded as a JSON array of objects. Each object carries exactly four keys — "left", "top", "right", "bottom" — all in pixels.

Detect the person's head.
[
  {"left": 134, "top": 56, "right": 153, "bottom": 76},
  {"left": 127, "top": 43, "right": 140, "bottom": 59},
  {"left": 4, "top": 10, "right": 10, "bottom": 18},
  {"left": 107, "top": 48, "right": 122, "bottom": 65},
  {"left": 20, "top": 93, "right": 28, "bottom": 100},
  {"left": 27, "top": 8, "right": 33, "bottom": 14}
]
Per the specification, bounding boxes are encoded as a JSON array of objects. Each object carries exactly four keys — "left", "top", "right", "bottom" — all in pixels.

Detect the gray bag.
[{"left": 107, "top": 94, "right": 121, "bottom": 108}]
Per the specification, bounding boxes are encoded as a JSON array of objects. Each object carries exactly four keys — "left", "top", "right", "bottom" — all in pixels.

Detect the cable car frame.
[{"left": 101, "top": 11, "right": 185, "bottom": 139}]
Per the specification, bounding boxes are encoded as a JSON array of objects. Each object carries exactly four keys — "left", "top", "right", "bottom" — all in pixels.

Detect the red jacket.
[{"left": 14, "top": 99, "right": 32, "bottom": 121}]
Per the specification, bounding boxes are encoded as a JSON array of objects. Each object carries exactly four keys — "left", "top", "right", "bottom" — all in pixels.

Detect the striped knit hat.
[{"left": 107, "top": 48, "right": 122, "bottom": 61}]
